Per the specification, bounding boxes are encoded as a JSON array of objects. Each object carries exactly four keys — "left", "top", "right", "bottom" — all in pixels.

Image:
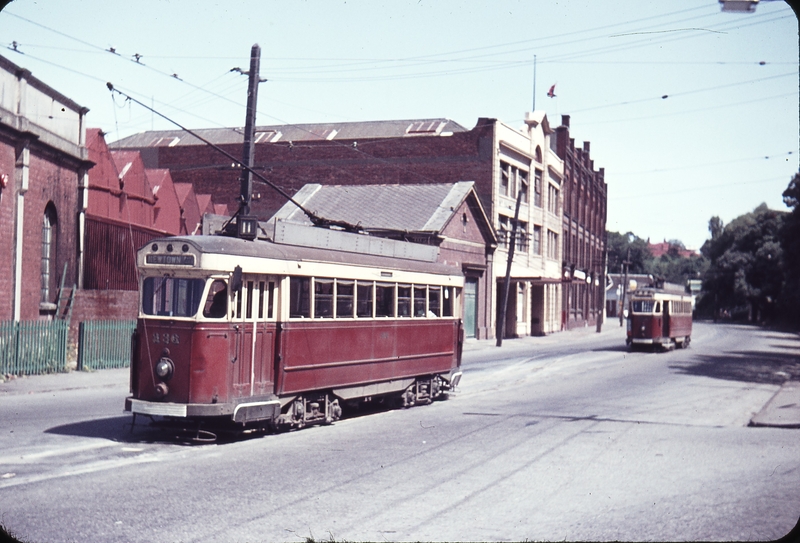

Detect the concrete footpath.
[
  {"left": 2, "top": 324, "right": 799, "bottom": 429},
  {"left": 749, "top": 380, "right": 800, "bottom": 429}
]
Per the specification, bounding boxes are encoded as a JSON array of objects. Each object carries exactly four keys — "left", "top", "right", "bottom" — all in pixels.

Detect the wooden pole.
[
  {"left": 239, "top": 44, "right": 261, "bottom": 216},
  {"left": 496, "top": 191, "right": 523, "bottom": 347}
]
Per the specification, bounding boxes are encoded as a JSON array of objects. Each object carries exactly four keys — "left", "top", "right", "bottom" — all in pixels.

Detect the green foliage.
[
  {"left": 607, "top": 231, "right": 707, "bottom": 287},
  {"left": 779, "top": 172, "right": 800, "bottom": 324},
  {"left": 606, "top": 231, "right": 653, "bottom": 274},
  {"left": 700, "top": 202, "right": 787, "bottom": 323},
  {"left": 650, "top": 251, "right": 708, "bottom": 287}
]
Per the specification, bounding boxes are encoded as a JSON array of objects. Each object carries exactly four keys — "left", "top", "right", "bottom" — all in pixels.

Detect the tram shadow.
[
  {"left": 45, "top": 416, "right": 185, "bottom": 444},
  {"left": 670, "top": 349, "right": 800, "bottom": 385}
]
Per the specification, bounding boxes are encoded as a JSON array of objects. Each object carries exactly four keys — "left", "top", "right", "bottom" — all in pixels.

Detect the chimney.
[
  {"left": 561, "top": 114, "right": 570, "bottom": 127},
  {"left": 583, "top": 141, "right": 590, "bottom": 153}
]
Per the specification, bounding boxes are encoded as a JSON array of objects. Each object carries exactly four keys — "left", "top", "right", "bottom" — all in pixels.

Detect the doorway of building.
[{"left": 463, "top": 277, "right": 478, "bottom": 338}]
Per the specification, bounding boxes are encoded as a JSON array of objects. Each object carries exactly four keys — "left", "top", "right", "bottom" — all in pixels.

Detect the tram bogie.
[
  {"left": 124, "top": 234, "right": 464, "bottom": 439},
  {"left": 626, "top": 285, "right": 693, "bottom": 352}
]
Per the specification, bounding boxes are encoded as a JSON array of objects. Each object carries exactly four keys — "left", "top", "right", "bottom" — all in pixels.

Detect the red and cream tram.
[
  {"left": 124, "top": 232, "right": 464, "bottom": 436},
  {"left": 626, "top": 284, "right": 693, "bottom": 351}
]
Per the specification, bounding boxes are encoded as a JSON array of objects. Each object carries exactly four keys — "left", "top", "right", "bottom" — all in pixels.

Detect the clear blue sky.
[{"left": 1, "top": 0, "right": 796, "bottom": 250}]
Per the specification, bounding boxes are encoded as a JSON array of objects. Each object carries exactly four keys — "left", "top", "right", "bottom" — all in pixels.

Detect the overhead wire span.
[{"left": 105, "top": 82, "right": 362, "bottom": 233}]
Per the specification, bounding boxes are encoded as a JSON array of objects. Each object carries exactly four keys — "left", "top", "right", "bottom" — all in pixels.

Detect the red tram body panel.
[
  {"left": 125, "top": 233, "right": 464, "bottom": 430},
  {"left": 626, "top": 285, "right": 693, "bottom": 351}
]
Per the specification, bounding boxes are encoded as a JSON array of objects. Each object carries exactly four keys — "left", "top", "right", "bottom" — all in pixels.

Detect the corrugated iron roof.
[
  {"left": 111, "top": 118, "right": 468, "bottom": 148},
  {"left": 271, "top": 182, "right": 476, "bottom": 234}
]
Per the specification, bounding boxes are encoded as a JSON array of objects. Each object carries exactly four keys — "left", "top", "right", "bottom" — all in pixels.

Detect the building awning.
[{"left": 497, "top": 262, "right": 561, "bottom": 284}]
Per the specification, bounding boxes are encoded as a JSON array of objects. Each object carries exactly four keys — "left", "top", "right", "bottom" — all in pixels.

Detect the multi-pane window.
[
  {"left": 142, "top": 277, "right": 205, "bottom": 317},
  {"left": 533, "top": 169, "right": 542, "bottom": 207},
  {"left": 518, "top": 170, "right": 529, "bottom": 203},
  {"left": 500, "top": 165, "right": 510, "bottom": 196},
  {"left": 548, "top": 184, "right": 560, "bottom": 215},
  {"left": 287, "top": 277, "right": 457, "bottom": 320},
  {"left": 500, "top": 161, "right": 529, "bottom": 202},
  {"left": 41, "top": 204, "right": 57, "bottom": 304},
  {"left": 498, "top": 216, "right": 528, "bottom": 252},
  {"left": 547, "top": 230, "right": 559, "bottom": 260},
  {"left": 532, "top": 225, "right": 542, "bottom": 255}
]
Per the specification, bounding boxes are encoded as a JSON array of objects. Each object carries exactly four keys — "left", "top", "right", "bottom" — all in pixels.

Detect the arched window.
[
  {"left": 41, "top": 203, "right": 58, "bottom": 304},
  {"left": 534, "top": 146, "right": 543, "bottom": 163}
]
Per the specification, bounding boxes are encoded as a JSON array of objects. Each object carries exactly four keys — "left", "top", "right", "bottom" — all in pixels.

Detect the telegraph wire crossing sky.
[{"left": 0, "top": 0, "right": 796, "bottom": 251}]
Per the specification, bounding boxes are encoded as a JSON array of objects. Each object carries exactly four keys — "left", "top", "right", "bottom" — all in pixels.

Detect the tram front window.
[
  {"left": 203, "top": 279, "right": 228, "bottom": 319},
  {"left": 142, "top": 277, "right": 205, "bottom": 317},
  {"left": 631, "top": 300, "right": 657, "bottom": 314}
]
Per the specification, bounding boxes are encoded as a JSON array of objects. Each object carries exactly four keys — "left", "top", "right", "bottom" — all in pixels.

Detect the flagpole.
[{"left": 532, "top": 55, "right": 537, "bottom": 111}]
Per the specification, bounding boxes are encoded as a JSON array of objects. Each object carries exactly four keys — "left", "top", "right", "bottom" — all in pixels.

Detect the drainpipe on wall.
[{"left": 13, "top": 142, "right": 29, "bottom": 322}]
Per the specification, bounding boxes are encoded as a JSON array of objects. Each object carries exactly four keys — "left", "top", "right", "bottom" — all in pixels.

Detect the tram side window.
[
  {"left": 257, "top": 281, "right": 274, "bottom": 319},
  {"left": 290, "top": 277, "right": 311, "bottom": 318},
  {"left": 356, "top": 282, "right": 373, "bottom": 318},
  {"left": 246, "top": 281, "right": 255, "bottom": 319},
  {"left": 203, "top": 280, "right": 228, "bottom": 319},
  {"left": 428, "top": 286, "right": 441, "bottom": 317},
  {"left": 414, "top": 286, "right": 427, "bottom": 317},
  {"left": 398, "top": 285, "right": 411, "bottom": 317},
  {"left": 337, "top": 280, "right": 355, "bottom": 318},
  {"left": 442, "top": 286, "right": 454, "bottom": 317},
  {"left": 315, "top": 278, "right": 334, "bottom": 318},
  {"left": 142, "top": 277, "right": 204, "bottom": 317},
  {"left": 376, "top": 283, "right": 395, "bottom": 317}
]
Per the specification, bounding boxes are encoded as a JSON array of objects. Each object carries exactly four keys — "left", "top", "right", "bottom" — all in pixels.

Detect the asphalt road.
[{"left": 1, "top": 322, "right": 799, "bottom": 542}]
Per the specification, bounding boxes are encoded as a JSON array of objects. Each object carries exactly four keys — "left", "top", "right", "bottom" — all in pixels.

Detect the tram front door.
[{"left": 231, "top": 275, "right": 278, "bottom": 398}]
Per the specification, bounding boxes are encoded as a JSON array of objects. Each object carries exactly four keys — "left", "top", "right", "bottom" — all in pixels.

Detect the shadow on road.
[
  {"left": 670, "top": 349, "right": 800, "bottom": 385},
  {"left": 45, "top": 416, "right": 140, "bottom": 442},
  {"left": 591, "top": 344, "right": 630, "bottom": 353}
]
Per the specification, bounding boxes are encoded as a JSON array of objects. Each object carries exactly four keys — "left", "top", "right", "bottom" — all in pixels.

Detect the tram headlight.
[{"left": 155, "top": 357, "right": 174, "bottom": 380}]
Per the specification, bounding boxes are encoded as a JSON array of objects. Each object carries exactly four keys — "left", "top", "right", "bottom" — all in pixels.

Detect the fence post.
[{"left": 77, "top": 321, "right": 86, "bottom": 372}]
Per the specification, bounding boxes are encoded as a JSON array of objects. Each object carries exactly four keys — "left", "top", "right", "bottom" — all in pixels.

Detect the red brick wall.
[
  {"left": 141, "top": 121, "right": 497, "bottom": 223},
  {"left": 19, "top": 149, "right": 80, "bottom": 321}
]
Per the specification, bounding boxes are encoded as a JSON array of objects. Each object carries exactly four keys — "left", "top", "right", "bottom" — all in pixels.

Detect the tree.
[
  {"left": 606, "top": 231, "right": 653, "bottom": 274},
  {"left": 700, "top": 203, "right": 786, "bottom": 322},
  {"left": 779, "top": 172, "right": 800, "bottom": 325}
]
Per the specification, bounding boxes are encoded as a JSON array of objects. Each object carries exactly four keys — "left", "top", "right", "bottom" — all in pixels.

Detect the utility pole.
[
  {"left": 619, "top": 247, "right": 631, "bottom": 327},
  {"left": 236, "top": 44, "right": 263, "bottom": 239},
  {"left": 497, "top": 191, "right": 523, "bottom": 347},
  {"left": 596, "top": 246, "right": 607, "bottom": 333}
]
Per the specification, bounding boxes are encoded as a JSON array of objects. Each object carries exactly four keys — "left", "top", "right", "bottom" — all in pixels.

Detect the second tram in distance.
[
  {"left": 626, "top": 284, "right": 693, "bottom": 351},
  {"left": 125, "top": 231, "right": 464, "bottom": 437}
]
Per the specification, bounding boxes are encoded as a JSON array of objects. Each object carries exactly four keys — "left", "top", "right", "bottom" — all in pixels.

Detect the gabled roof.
[
  {"left": 271, "top": 182, "right": 482, "bottom": 234},
  {"left": 111, "top": 118, "right": 468, "bottom": 148}
]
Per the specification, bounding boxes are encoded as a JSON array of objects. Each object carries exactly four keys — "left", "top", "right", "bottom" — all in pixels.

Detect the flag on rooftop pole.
[{"left": 547, "top": 84, "right": 556, "bottom": 98}]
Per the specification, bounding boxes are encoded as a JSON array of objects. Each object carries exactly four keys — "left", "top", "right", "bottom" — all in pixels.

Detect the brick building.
[
  {"left": 115, "top": 112, "right": 606, "bottom": 338},
  {"left": 0, "top": 54, "right": 90, "bottom": 322},
  {"left": 554, "top": 115, "right": 608, "bottom": 330}
]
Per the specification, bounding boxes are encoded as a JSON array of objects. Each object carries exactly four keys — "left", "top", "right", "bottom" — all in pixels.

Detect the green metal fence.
[
  {"left": 77, "top": 320, "right": 136, "bottom": 370},
  {"left": 0, "top": 320, "right": 70, "bottom": 376}
]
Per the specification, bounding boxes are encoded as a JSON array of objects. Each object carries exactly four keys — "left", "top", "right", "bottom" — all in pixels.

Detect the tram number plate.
[{"left": 153, "top": 333, "right": 180, "bottom": 345}]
